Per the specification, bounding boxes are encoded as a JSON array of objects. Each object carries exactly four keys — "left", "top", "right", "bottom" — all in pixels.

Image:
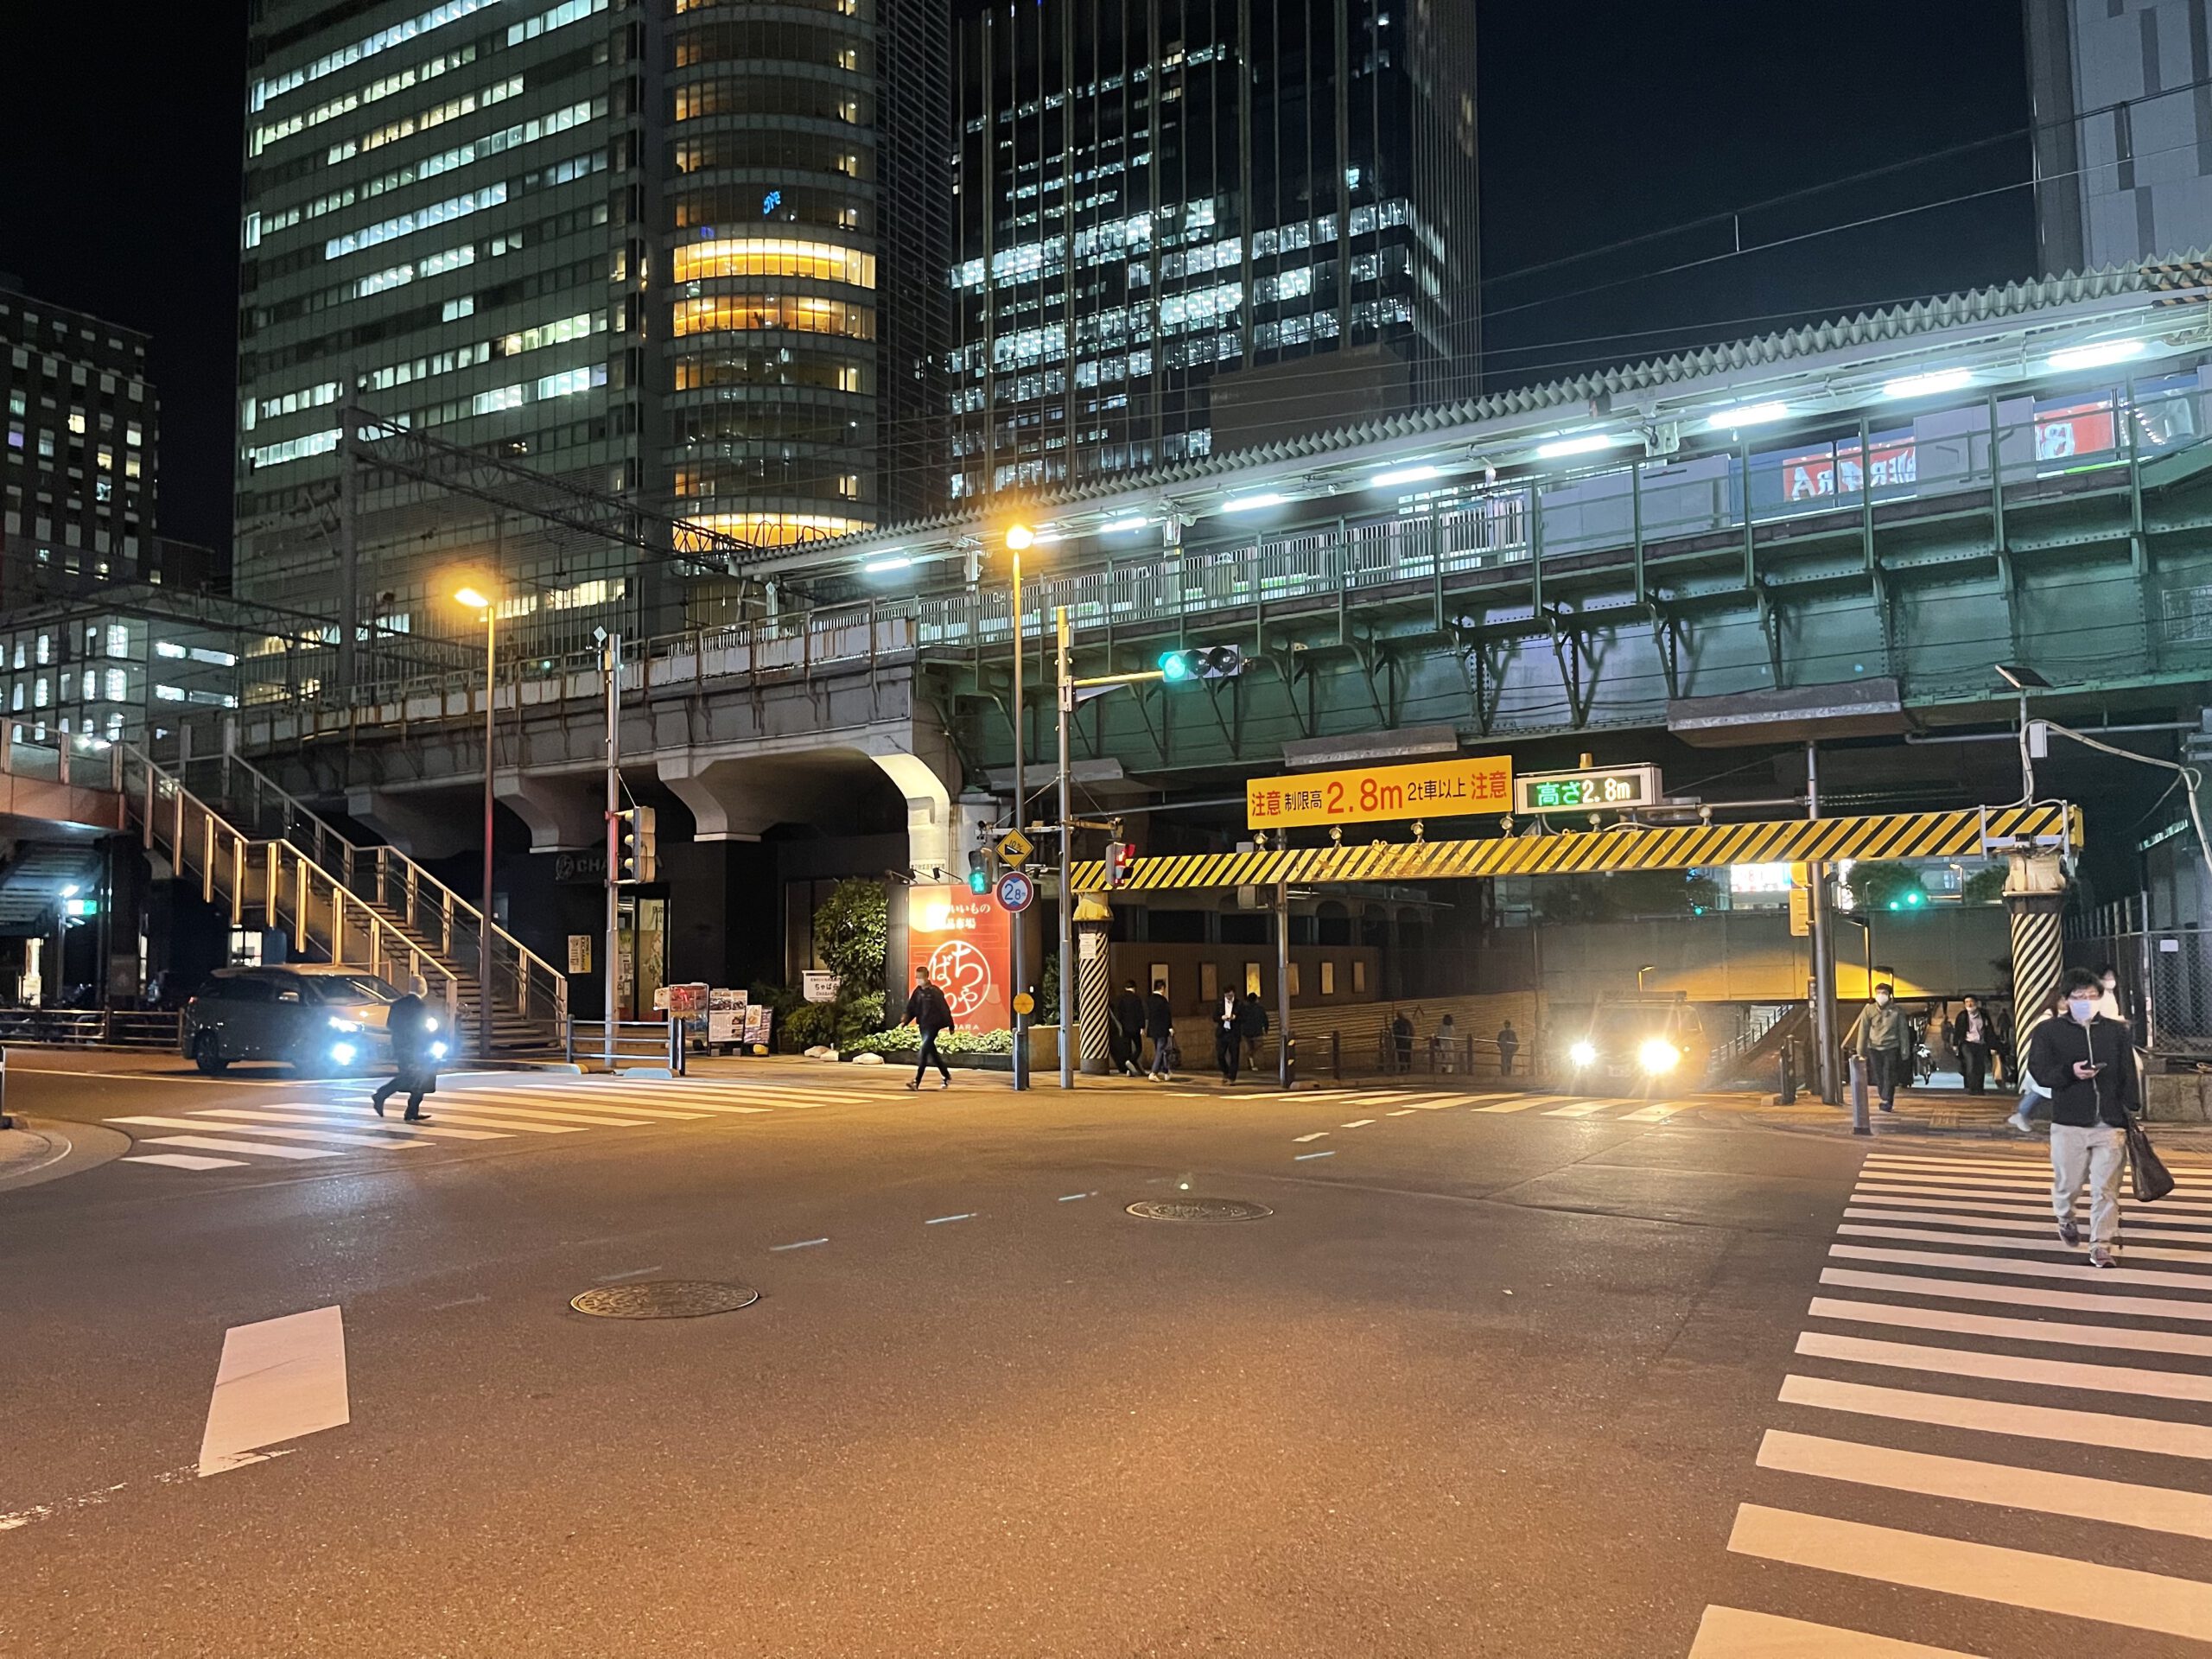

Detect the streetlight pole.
[
  {"left": 1007, "top": 526, "right": 1032, "bottom": 1092},
  {"left": 603, "top": 630, "right": 622, "bottom": 1073},
  {"left": 479, "top": 599, "right": 496, "bottom": 1062},
  {"left": 1055, "top": 606, "right": 1074, "bottom": 1090}
]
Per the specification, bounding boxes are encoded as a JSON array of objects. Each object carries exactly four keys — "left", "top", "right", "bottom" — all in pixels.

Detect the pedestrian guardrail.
[
  {"left": 565, "top": 1020, "right": 684, "bottom": 1068},
  {"left": 0, "top": 1009, "right": 183, "bottom": 1049}
]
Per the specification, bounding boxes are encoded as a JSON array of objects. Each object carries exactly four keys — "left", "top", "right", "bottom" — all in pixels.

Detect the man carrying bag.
[{"left": 2027, "top": 968, "right": 2158, "bottom": 1268}]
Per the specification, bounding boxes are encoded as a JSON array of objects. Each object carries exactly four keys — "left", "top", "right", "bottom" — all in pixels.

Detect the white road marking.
[
  {"left": 470, "top": 1089, "right": 710, "bottom": 1122},
  {"left": 197, "top": 1305, "right": 348, "bottom": 1478},
  {"left": 1294, "top": 1150, "right": 1336, "bottom": 1160},
  {"left": 1541, "top": 1099, "right": 1616, "bottom": 1118},
  {"left": 1846, "top": 1191, "right": 2212, "bottom": 1232},
  {"left": 1779, "top": 1373, "right": 2212, "bottom": 1460},
  {"left": 1758, "top": 1427, "right": 2212, "bottom": 1540},
  {"left": 194, "top": 1106, "right": 510, "bottom": 1142},
  {"left": 143, "top": 1135, "right": 341, "bottom": 1161},
  {"left": 925, "top": 1212, "right": 976, "bottom": 1225},
  {"left": 1386, "top": 1109, "right": 1419, "bottom": 1116},
  {"left": 380, "top": 1100, "right": 637, "bottom": 1130},
  {"left": 1057, "top": 1192, "right": 1095, "bottom": 1202},
  {"left": 1796, "top": 1328, "right": 2212, "bottom": 1404},
  {"left": 1837, "top": 1221, "right": 2212, "bottom": 1268},
  {"left": 124, "top": 1153, "right": 245, "bottom": 1171},
  {"left": 1845, "top": 1207, "right": 2212, "bottom": 1253},
  {"left": 1726, "top": 1502, "right": 2212, "bottom": 1640},
  {"left": 1821, "top": 1264, "right": 2212, "bottom": 1323},
  {"left": 1829, "top": 1242, "right": 2212, "bottom": 1294},
  {"left": 1855, "top": 1175, "right": 2212, "bottom": 1212},
  {"left": 1806, "top": 1294, "right": 2212, "bottom": 1357},
  {"left": 1471, "top": 1096, "right": 1553, "bottom": 1114},
  {"left": 1688, "top": 1605, "right": 1984, "bottom": 1657},
  {"left": 593, "top": 1265, "right": 664, "bottom": 1283},
  {"left": 1338, "top": 1119, "right": 1376, "bottom": 1128},
  {"left": 110, "top": 1116, "right": 432, "bottom": 1151},
  {"left": 1292, "top": 1131, "right": 1329, "bottom": 1143},
  {"left": 770, "top": 1237, "right": 829, "bottom": 1250},
  {"left": 1617, "top": 1102, "right": 1686, "bottom": 1122}
]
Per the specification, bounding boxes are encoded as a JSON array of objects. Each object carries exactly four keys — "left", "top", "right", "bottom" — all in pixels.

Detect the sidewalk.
[{"left": 1742, "top": 1084, "right": 2212, "bottom": 1149}]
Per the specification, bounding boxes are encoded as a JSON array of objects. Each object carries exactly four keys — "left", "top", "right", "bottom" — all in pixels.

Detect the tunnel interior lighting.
[
  {"left": 1370, "top": 463, "right": 1444, "bottom": 489},
  {"left": 1882, "top": 367, "right": 1973, "bottom": 400},
  {"left": 2047, "top": 338, "right": 2146, "bottom": 372},
  {"left": 1101, "top": 516, "right": 1154, "bottom": 534},
  {"left": 1704, "top": 401, "right": 1790, "bottom": 431},
  {"left": 863, "top": 552, "right": 912, "bottom": 574},
  {"left": 1535, "top": 434, "right": 1619, "bottom": 459},
  {"left": 1222, "top": 493, "right": 1288, "bottom": 513}
]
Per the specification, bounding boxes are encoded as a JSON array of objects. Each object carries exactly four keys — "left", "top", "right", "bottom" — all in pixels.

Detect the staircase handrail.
[
  {"left": 123, "top": 748, "right": 465, "bottom": 1027},
  {"left": 182, "top": 748, "right": 568, "bottom": 1031}
]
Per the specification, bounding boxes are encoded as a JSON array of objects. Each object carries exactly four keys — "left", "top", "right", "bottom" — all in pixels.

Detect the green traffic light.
[
  {"left": 968, "top": 868, "right": 989, "bottom": 894},
  {"left": 1158, "top": 650, "right": 1192, "bottom": 682}
]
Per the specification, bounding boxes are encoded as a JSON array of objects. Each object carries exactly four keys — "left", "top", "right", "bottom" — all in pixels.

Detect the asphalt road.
[{"left": 1, "top": 1057, "right": 2204, "bottom": 1656}]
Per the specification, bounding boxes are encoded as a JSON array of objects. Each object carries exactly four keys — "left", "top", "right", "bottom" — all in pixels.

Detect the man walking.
[
  {"left": 1497, "top": 1020, "right": 1519, "bottom": 1077},
  {"left": 1214, "top": 988, "right": 1243, "bottom": 1084},
  {"left": 372, "top": 973, "right": 440, "bottom": 1123},
  {"left": 2027, "top": 967, "right": 2141, "bottom": 1268},
  {"left": 1112, "top": 979, "right": 1148, "bottom": 1077},
  {"left": 1853, "top": 982, "right": 1913, "bottom": 1113},
  {"left": 1390, "top": 1009, "right": 1414, "bottom": 1074},
  {"left": 1237, "top": 989, "right": 1268, "bottom": 1074},
  {"left": 1950, "top": 995, "right": 1993, "bottom": 1095},
  {"left": 1145, "top": 980, "right": 1175, "bottom": 1078},
  {"left": 902, "top": 964, "right": 955, "bottom": 1090}
]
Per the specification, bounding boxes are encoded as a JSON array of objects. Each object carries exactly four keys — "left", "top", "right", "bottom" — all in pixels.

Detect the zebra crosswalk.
[
  {"left": 1690, "top": 1141, "right": 2212, "bottom": 1653},
  {"left": 112, "top": 1073, "right": 895, "bottom": 1175}
]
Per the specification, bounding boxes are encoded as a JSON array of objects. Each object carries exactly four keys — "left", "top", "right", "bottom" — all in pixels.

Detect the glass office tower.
[
  {"left": 948, "top": 0, "right": 1480, "bottom": 500},
  {"left": 234, "top": 0, "right": 945, "bottom": 693}
]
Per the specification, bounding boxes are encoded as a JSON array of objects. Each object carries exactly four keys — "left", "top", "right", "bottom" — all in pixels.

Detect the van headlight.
[
  {"left": 430, "top": 1040, "right": 448, "bottom": 1059},
  {"left": 1569, "top": 1040, "right": 1598, "bottom": 1068},
  {"left": 329, "top": 1041, "right": 358, "bottom": 1065},
  {"left": 423, "top": 1015, "right": 439, "bottom": 1033},
  {"left": 327, "top": 1015, "right": 361, "bottom": 1033},
  {"left": 1639, "top": 1038, "right": 1680, "bottom": 1074}
]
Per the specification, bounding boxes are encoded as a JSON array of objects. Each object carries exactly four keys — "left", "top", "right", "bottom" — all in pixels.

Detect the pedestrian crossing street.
[
  {"left": 112, "top": 1074, "right": 899, "bottom": 1175},
  {"left": 1284, "top": 1086, "right": 1699, "bottom": 1131},
  {"left": 1690, "top": 1143, "right": 2212, "bottom": 1654}
]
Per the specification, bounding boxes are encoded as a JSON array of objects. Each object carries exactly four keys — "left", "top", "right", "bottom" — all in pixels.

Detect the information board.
[
  {"left": 1512, "top": 764, "right": 1663, "bottom": 817},
  {"left": 1246, "top": 753, "right": 1511, "bottom": 830}
]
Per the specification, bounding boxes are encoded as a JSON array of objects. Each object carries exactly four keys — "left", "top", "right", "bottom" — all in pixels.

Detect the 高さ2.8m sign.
[{"left": 1247, "top": 754, "right": 1512, "bottom": 830}]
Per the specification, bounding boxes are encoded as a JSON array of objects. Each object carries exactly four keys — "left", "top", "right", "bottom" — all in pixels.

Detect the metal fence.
[
  {"left": 2069, "top": 923, "right": 2212, "bottom": 1057},
  {"left": 0, "top": 1010, "right": 183, "bottom": 1049}
]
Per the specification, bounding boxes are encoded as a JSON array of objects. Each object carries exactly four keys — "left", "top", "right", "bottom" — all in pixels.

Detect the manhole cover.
[
  {"left": 1125, "top": 1198, "right": 1273, "bottom": 1223},
  {"left": 569, "top": 1280, "right": 760, "bottom": 1319}
]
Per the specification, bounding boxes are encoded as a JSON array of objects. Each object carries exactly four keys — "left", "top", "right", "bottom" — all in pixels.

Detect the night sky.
[{"left": 0, "top": 2, "right": 2032, "bottom": 555}]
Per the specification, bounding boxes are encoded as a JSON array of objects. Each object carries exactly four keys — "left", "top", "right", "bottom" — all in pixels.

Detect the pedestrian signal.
[{"left": 1105, "top": 841, "right": 1135, "bottom": 887}]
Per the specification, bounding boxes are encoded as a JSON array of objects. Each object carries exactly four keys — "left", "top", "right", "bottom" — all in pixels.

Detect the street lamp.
[
  {"left": 454, "top": 583, "right": 497, "bottom": 1061},
  {"left": 1002, "top": 522, "right": 1035, "bottom": 1090}
]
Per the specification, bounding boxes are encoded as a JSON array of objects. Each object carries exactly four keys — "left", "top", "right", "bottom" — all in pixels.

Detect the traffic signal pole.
[
  {"left": 1010, "top": 547, "right": 1027, "bottom": 1091},
  {"left": 1056, "top": 607, "right": 1075, "bottom": 1090},
  {"left": 603, "top": 632, "right": 621, "bottom": 1074}
]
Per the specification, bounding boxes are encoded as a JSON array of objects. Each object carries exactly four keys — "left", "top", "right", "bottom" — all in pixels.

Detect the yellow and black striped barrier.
[{"left": 1070, "top": 804, "right": 2075, "bottom": 893}]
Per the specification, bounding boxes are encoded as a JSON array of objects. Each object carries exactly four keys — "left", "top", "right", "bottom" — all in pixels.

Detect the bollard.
[
  {"left": 0, "top": 1043, "right": 10, "bottom": 1129},
  {"left": 1330, "top": 1029, "right": 1341, "bottom": 1081},
  {"left": 668, "top": 1015, "right": 686, "bottom": 1077},
  {"left": 1849, "top": 1052, "right": 1870, "bottom": 1136},
  {"left": 1779, "top": 1046, "right": 1796, "bottom": 1105}
]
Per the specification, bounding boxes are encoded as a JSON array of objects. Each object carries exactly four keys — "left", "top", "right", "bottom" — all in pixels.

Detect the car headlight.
[
  {"left": 330, "top": 1041, "right": 358, "bottom": 1065},
  {"left": 1569, "top": 1040, "right": 1598, "bottom": 1068},
  {"left": 423, "top": 1015, "right": 439, "bottom": 1033},
  {"left": 327, "top": 1015, "right": 361, "bottom": 1033},
  {"left": 430, "top": 1040, "right": 448, "bottom": 1059},
  {"left": 1639, "top": 1038, "right": 1680, "bottom": 1074}
]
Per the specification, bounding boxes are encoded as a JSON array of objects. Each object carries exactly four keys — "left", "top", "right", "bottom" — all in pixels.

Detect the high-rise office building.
[
  {"left": 234, "top": 0, "right": 946, "bottom": 689},
  {"left": 947, "top": 0, "right": 1479, "bottom": 500},
  {"left": 2025, "top": 0, "right": 2212, "bottom": 273},
  {"left": 1, "top": 275, "right": 159, "bottom": 606}
]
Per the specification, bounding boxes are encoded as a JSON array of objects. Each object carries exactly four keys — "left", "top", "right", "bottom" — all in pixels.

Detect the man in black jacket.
[
  {"left": 1214, "top": 989, "right": 1243, "bottom": 1084},
  {"left": 902, "top": 965, "right": 955, "bottom": 1091},
  {"left": 372, "top": 973, "right": 440, "bottom": 1123},
  {"left": 1949, "top": 995, "right": 1998, "bottom": 1094},
  {"left": 1144, "top": 981, "right": 1174, "bottom": 1078},
  {"left": 2026, "top": 966, "right": 2141, "bottom": 1268},
  {"left": 1111, "top": 979, "right": 1147, "bottom": 1077}
]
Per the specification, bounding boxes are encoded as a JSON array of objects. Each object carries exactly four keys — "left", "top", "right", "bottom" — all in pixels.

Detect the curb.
[{"left": 0, "top": 1119, "right": 131, "bottom": 1191}]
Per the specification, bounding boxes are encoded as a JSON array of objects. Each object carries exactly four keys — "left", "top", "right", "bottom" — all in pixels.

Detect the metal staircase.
[{"left": 122, "top": 747, "right": 566, "bottom": 1052}]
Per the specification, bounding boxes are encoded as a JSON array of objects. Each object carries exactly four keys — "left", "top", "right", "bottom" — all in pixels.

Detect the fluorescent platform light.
[
  {"left": 1370, "top": 463, "right": 1443, "bottom": 489},
  {"left": 863, "top": 553, "right": 912, "bottom": 574},
  {"left": 1100, "top": 516, "right": 1154, "bottom": 534},
  {"left": 2048, "top": 338, "right": 2146, "bottom": 372},
  {"left": 1535, "top": 434, "right": 1619, "bottom": 459},
  {"left": 1704, "top": 400, "right": 1789, "bottom": 431},
  {"left": 1882, "top": 367, "right": 1973, "bottom": 399},
  {"left": 1222, "top": 493, "right": 1288, "bottom": 512}
]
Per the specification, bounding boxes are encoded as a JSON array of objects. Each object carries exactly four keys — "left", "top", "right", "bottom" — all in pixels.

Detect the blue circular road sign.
[{"left": 995, "top": 870, "right": 1035, "bottom": 912}]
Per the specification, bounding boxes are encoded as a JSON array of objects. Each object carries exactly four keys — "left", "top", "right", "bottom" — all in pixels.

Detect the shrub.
[
  {"left": 845, "top": 1026, "right": 1014, "bottom": 1058},
  {"left": 780, "top": 1001, "right": 839, "bottom": 1052}
]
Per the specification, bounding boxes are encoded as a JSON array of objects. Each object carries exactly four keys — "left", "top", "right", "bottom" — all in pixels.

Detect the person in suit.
[
  {"left": 1497, "top": 1020, "right": 1520, "bottom": 1077},
  {"left": 1214, "top": 989, "right": 1243, "bottom": 1084},
  {"left": 372, "top": 973, "right": 440, "bottom": 1123},
  {"left": 1949, "top": 995, "right": 1997, "bottom": 1094},
  {"left": 1145, "top": 981, "right": 1175, "bottom": 1078},
  {"left": 1111, "top": 979, "right": 1148, "bottom": 1077},
  {"left": 1390, "top": 1009, "right": 1414, "bottom": 1074}
]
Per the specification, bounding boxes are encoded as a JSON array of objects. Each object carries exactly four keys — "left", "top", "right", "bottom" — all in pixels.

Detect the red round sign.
[{"left": 925, "top": 938, "right": 994, "bottom": 1022}]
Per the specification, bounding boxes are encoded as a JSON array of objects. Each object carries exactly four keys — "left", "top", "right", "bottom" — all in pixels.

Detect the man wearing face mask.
[
  {"left": 1853, "top": 982, "right": 1913, "bottom": 1113},
  {"left": 2026, "top": 967, "right": 2141, "bottom": 1268}
]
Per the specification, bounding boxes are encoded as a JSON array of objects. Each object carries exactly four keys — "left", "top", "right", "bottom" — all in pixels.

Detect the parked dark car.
[{"left": 181, "top": 966, "right": 437, "bottom": 1077}]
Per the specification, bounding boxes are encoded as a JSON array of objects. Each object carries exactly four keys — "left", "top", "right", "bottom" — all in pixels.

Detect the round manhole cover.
[
  {"left": 1125, "top": 1198, "right": 1274, "bottom": 1223},
  {"left": 569, "top": 1280, "right": 760, "bottom": 1319}
]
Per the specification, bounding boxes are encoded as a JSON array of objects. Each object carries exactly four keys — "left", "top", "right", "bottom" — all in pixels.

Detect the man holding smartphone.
[{"left": 2025, "top": 966, "right": 2142, "bottom": 1268}]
